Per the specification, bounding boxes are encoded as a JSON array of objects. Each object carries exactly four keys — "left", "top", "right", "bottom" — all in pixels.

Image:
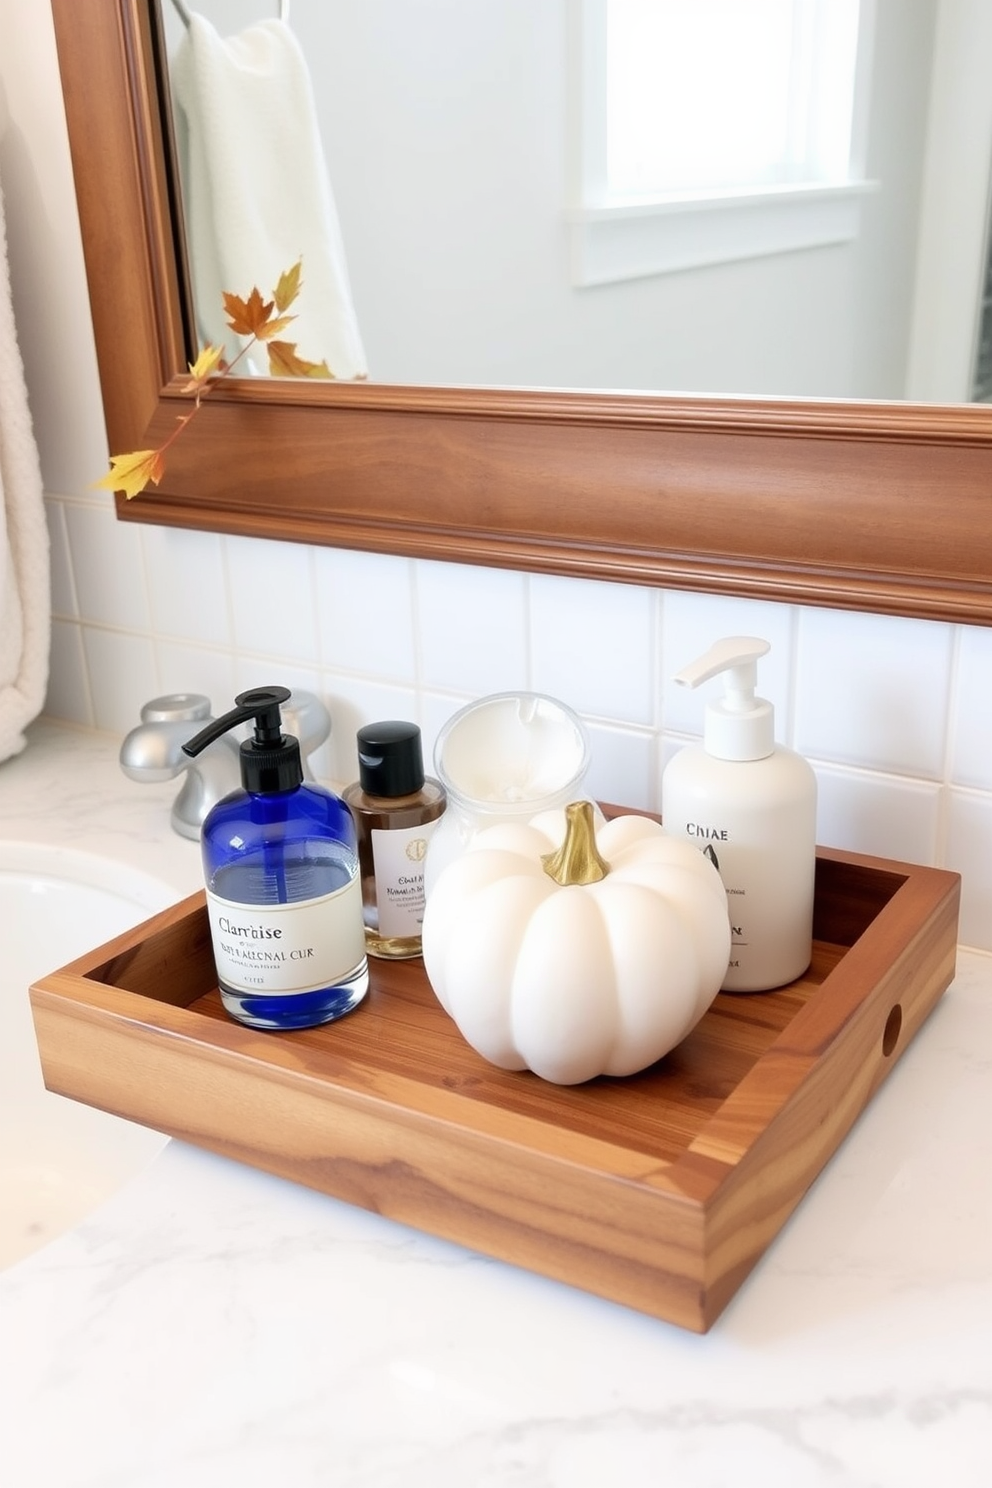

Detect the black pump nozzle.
[{"left": 183, "top": 686, "right": 303, "bottom": 794}]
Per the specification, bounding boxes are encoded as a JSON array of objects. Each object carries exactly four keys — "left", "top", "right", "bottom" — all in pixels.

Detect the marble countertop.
[{"left": 0, "top": 720, "right": 989, "bottom": 1488}]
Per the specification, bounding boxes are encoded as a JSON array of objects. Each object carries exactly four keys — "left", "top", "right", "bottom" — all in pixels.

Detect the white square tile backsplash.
[
  {"left": 63, "top": 503, "right": 150, "bottom": 633},
  {"left": 226, "top": 536, "right": 319, "bottom": 663},
  {"left": 583, "top": 720, "right": 656, "bottom": 811},
  {"left": 143, "top": 525, "right": 231, "bottom": 645},
  {"left": 80, "top": 625, "right": 158, "bottom": 737},
  {"left": 47, "top": 617, "right": 91, "bottom": 728},
  {"left": 315, "top": 547, "right": 416, "bottom": 679},
  {"left": 813, "top": 765, "right": 942, "bottom": 864},
  {"left": 155, "top": 641, "right": 236, "bottom": 711},
  {"left": 950, "top": 624, "right": 992, "bottom": 790},
  {"left": 43, "top": 500, "right": 992, "bottom": 953},
  {"left": 43, "top": 498, "right": 76, "bottom": 619},
  {"left": 417, "top": 558, "right": 528, "bottom": 695},
  {"left": 325, "top": 679, "right": 423, "bottom": 788},
  {"left": 530, "top": 574, "right": 656, "bottom": 725},
  {"left": 794, "top": 607, "right": 954, "bottom": 777},
  {"left": 946, "top": 789, "right": 992, "bottom": 950}
]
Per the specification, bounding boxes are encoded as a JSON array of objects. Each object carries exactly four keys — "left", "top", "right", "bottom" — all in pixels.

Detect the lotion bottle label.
[{"left": 370, "top": 820, "right": 438, "bottom": 936}]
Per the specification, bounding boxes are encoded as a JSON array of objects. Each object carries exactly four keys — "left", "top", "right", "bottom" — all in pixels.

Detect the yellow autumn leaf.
[
  {"left": 254, "top": 313, "right": 297, "bottom": 342},
  {"left": 272, "top": 260, "right": 303, "bottom": 313},
  {"left": 266, "top": 339, "right": 332, "bottom": 379},
  {"left": 93, "top": 448, "right": 165, "bottom": 500},
  {"left": 178, "top": 342, "right": 225, "bottom": 395}
]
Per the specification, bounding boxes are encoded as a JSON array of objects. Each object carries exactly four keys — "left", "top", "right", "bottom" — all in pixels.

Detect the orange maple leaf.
[
  {"left": 223, "top": 285, "right": 297, "bottom": 343},
  {"left": 266, "top": 340, "right": 332, "bottom": 379},
  {"left": 93, "top": 448, "right": 165, "bottom": 500},
  {"left": 223, "top": 285, "right": 275, "bottom": 338}
]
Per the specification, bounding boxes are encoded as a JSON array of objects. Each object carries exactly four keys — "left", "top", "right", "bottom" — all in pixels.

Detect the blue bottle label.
[{"left": 205, "top": 878, "right": 365, "bottom": 996}]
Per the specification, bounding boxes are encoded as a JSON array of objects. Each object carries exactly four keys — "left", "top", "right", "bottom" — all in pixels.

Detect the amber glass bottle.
[{"left": 343, "top": 721, "right": 446, "bottom": 959}]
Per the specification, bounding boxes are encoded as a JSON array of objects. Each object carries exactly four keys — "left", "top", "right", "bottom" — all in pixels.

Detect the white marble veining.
[{"left": 0, "top": 721, "right": 989, "bottom": 1487}]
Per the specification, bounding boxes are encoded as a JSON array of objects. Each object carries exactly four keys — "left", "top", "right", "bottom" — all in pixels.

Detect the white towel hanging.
[
  {"left": 170, "top": 8, "right": 366, "bottom": 379},
  {"left": 170, "top": 1, "right": 290, "bottom": 29},
  {"left": 0, "top": 168, "right": 50, "bottom": 763}
]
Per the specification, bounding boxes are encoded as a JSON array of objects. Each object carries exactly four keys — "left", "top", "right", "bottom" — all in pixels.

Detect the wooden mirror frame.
[{"left": 53, "top": 0, "right": 992, "bottom": 625}]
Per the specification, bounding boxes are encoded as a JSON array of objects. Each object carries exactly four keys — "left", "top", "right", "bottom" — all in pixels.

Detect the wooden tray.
[{"left": 30, "top": 845, "right": 960, "bottom": 1333}]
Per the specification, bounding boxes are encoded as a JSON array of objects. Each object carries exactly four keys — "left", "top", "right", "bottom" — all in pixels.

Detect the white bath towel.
[
  {"left": 170, "top": 13, "right": 368, "bottom": 379},
  {"left": 0, "top": 167, "right": 49, "bottom": 765}
]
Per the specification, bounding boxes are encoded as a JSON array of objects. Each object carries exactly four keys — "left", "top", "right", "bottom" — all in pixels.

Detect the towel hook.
[{"left": 169, "top": 0, "right": 290, "bottom": 28}]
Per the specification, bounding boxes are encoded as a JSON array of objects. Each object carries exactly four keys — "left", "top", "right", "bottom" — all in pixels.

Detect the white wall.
[{"left": 3, "top": 0, "right": 992, "bottom": 952}]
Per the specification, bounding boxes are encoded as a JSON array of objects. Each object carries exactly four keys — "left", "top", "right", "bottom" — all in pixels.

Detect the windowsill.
[{"left": 567, "top": 180, "right": 879, "bottom": 287}]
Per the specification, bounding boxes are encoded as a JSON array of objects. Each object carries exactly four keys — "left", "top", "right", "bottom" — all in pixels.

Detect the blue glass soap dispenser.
[{"left": 182, "top": 686, "right": 369, "bottom": 1031}]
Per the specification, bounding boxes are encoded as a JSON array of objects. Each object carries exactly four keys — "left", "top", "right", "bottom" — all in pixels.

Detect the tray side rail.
[{"left": 679, "top": 857, "right": 960, "bottom": 1327}]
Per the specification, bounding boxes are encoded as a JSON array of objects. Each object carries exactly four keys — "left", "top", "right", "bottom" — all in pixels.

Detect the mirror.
[
  {"left": 50, "top": 0, "right": 992, "bottom": 625},
  {"left": 158, "top": 0, "right": 988, "bottom": 404}
]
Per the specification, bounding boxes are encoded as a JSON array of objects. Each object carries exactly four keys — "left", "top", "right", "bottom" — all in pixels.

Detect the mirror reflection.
[{"left": 162, "top": 0, "right": 992, "bottom": 403}]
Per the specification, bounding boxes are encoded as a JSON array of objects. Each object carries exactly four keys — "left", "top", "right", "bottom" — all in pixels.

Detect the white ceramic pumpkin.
[{"left": 421, "top": 801, "right": 731, "bottom": 1085}]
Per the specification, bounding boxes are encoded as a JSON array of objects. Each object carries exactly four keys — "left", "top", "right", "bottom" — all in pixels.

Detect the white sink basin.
[{"left": 1, "top": 843, "right": 177, "bottom": 1269}]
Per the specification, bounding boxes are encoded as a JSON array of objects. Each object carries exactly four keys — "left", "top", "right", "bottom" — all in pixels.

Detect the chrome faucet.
[{"left": 119, "top": 690, "right": 332, "bottom": 839}]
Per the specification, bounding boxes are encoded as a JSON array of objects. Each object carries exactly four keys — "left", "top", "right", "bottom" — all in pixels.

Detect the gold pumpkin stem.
[{"left": 541, "top": 800, "right": 609, "bottom": 886}]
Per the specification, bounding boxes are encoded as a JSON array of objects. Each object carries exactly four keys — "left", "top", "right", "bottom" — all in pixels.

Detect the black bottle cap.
[
  {"left": 183, "top": 686, "right": 303, "bottom": 794},
  {"left": 357, "top": 721, "right": 425, "bottom": 797}
]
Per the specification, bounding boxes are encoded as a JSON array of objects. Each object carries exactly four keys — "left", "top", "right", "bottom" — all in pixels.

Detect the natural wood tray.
[{"left": 30, "top": 844, "right": 959, "bottom": 1333}]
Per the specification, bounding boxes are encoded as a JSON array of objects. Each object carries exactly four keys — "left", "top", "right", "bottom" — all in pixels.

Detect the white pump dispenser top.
[{"left": 674, "top": 636, "right": 774, "bottom": 762}]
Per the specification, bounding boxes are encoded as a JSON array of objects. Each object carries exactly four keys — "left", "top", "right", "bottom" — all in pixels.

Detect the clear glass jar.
[{"left": 424, "top": 691, "right": 595, "bottom": 895}]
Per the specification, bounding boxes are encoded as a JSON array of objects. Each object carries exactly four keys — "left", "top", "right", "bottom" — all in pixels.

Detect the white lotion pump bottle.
[{"left": 661, "top": 637, "right": 817, "bottom": 992}]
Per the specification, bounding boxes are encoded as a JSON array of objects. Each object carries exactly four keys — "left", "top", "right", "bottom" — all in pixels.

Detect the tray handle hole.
[{"left": 882, "top": 1003, "right": 902, "bottom": 1057}]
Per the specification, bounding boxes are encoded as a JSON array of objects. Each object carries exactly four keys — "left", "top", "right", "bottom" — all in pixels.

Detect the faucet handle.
[
  {"left": 120, "top": 693, "right": 241, "bottom": 839},
  {"left": 139, "top": 693, "right": 213, "bottom": 726}
]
